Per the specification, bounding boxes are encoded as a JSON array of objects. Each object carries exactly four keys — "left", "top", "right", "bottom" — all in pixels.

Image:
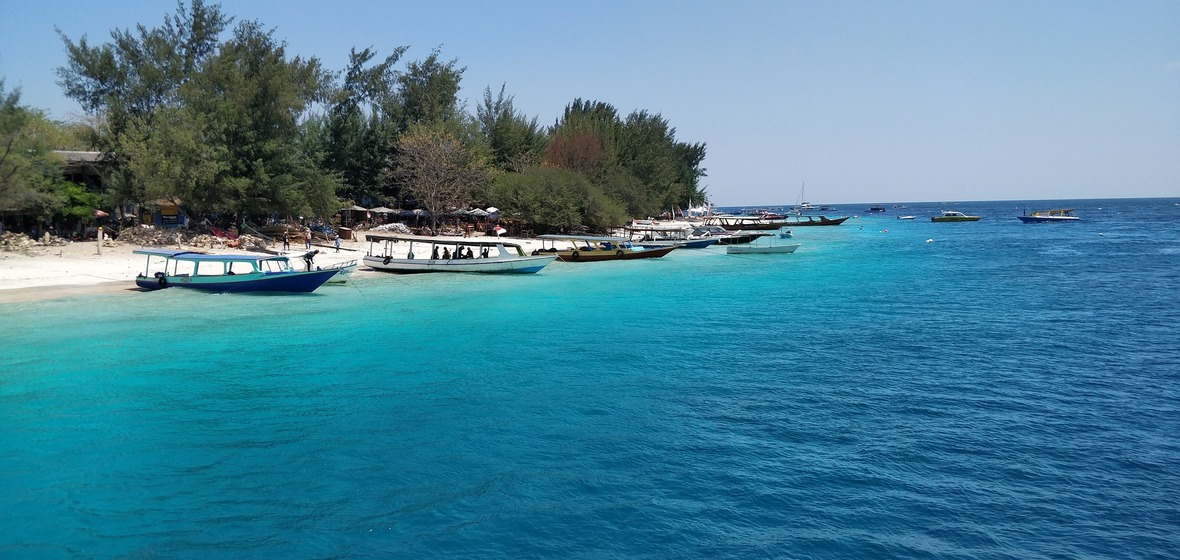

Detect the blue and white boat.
[{"left": 134, "top": 249, "right": 339, "bottom": 293}]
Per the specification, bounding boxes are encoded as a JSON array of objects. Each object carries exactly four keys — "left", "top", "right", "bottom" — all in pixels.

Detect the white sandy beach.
[{"left": 0, "top": 233, "right": 548, "bottom": 304}]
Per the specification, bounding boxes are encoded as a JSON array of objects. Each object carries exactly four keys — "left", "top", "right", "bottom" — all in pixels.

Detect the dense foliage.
[
  {"left": 0, "top": 81, "right": 78, "bottom": 224},
  {"left": 9, "top": 0, "right": 707, "bottom": 233}
]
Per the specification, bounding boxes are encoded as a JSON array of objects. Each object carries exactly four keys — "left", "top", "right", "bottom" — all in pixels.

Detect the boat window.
[
  {"left": 194, "top": 261, "right": 226, "bottom": 276},
  {"left": 172, "top": 260, "right": 197, "bottom": 277},
  {"left": 228, "top": 262, "right": 255, "bottom": 275}
]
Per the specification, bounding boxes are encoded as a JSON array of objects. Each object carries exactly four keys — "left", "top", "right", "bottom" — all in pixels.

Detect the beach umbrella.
[
  {"left": 343, "top": 205, "right": 368, "bottom": 212},
  {"left": 369, "top": 206, "right": 395, "bottom": 214},
  {"left": 93, "top": 209, "right": 109, "bottom": 218},
  {"left": 468, "top": 208, "right": 489, "bottom": 218},
  {"left": 494, "top": 225, "right": 507, "bottom": 237}
]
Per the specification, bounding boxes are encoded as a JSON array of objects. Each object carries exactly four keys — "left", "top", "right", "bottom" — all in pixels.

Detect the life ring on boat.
[
  {"left": 154, "top": 271, "right": 167, "bottom": 287},
  {"left": 571, "top": 251, "right": 580, "bottom": 261},
  {"left": 616, "top": 249, "right": 625, "bottom": 257},
  {"left": 383, "top": 255, "right": 392, "bottom": 265}
]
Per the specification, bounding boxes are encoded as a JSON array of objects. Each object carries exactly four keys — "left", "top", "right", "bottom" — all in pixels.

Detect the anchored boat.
[
  {"left": 1017, "top": 209, "right": 1080, "bottom": 223},
  {"left": 134, "top": 249, "right": 339, "bottom": 293},
  {"left": 363, "top": 234, "right": 555, "bottom": 274},
  {"left": 535, "top": 235, "right": 675, "bottom": 262}
]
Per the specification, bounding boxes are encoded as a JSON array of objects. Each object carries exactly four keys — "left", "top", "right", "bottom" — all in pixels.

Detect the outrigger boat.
[
  {"left": 624, "top": 224, "right": 718, "bottom": 249},
  {"left": 1017, "top": 209, "right": 1080, "bottom": 223},
  {"left": 362, "top": 234, "right": 555, "bottom": 274},
  {"left": 133, "top": 249, "right": 339, "bottom": 293},
  {"left": 535, "top": 235, "right": 675, "bottom": 262}
]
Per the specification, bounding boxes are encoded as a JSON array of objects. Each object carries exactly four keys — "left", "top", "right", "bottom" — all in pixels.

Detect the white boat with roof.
[{"left": 363, "top": 234, "right": 555, "bottom": 274}]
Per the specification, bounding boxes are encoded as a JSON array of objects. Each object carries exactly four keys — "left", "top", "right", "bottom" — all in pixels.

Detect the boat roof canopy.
[
  {"left": 364, "top": 234, "right": 522, "bottom": 248},
  {"left": 537, "top": 234, "right": 630, "bottom": 242},
  {"left": 133, "top": 248, "right": 287, "bottom": 262}
]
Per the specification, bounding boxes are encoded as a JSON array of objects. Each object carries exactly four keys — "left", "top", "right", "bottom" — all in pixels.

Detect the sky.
[{"left": 1, "top": 0, "right": 1177, "bottom": 206}]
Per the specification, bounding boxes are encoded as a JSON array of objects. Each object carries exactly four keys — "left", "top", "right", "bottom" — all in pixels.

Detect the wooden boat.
[
  {"left": 1017, "top": 209, "right": 1079, "bottom": 223},
  {"left": 704, "top": 215, "right": 849, "bottom": 230},
  {"left": 536, "top": 235, "right": 675, "bottom": 262},
  {"left": 362, "top": 234, "right": 555, "bottom": 274},
  {"left": 624, "top": 224, "right": 718, "bottom": 249},
  {"left": 726, "top": 243, "right": 801, "bottom": 255},
  {"left": 931, "top": 211, "right": 981, "bottom": 222},
  {"left": 134, "top": 249, "right": 338, "bottom": 293}
]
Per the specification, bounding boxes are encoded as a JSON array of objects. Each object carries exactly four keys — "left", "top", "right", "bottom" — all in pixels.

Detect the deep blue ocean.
[{"left": 2, "top": 198, "right": 1179, "bottom": 559}]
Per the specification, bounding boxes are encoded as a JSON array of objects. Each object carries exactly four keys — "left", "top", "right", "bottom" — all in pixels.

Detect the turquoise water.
[{"left": 2, "top": 198, "right": 1179, "bottom": 558}]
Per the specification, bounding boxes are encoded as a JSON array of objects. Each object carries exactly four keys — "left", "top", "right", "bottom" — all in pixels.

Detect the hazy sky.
[{"left": 2, "top": 0, "right": 1177, "bottom": 205}]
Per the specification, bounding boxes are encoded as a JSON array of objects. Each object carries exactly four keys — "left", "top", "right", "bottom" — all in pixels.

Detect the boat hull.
[
  {"left": 931, "top": 216, "right": 981, "bottom": 222},
  {"left": 634, "top": 238, "right": 719, "bottom": 249},
  {"left": 550, "top": 246, "right": 675, "bottom": 262},
  {"left": 135, "top": 269, "right": 338, "bottom": 293},
  {"left": 1016, "top": 216, "right": 1079, "bottom": 223},
  {"left": 726, "top": 244, "right": 801, "bottom": 255},
  {"left": 362, "top": 255, "right": 555, "bottom": 274}
]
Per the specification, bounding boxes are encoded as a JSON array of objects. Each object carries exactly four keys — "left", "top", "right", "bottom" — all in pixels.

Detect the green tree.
[
  {"left": 0, "top": 82, "right": 71, "bottom": 220},
  {"left": 618, "top": 110, "right": 708, "bottom": 214},
  {"left": 398, "top": 49, "right": 465, "bottom": 128},
  {"left": 488, "top": 166, "right": 626, "bottom": 231},
  {"left": 393, "top": 123, "right": 488, "bottom": 231},
  {"left": 476, "top": 84, "right": 547, "bottom": 172},
  {"left": 56, "top": 0, "right": 231, "bottom": 205},
  {"left": 182, "top": 19, "right": 337, "bottom": 219},
  {"left": 320, "top": 46, "right": 407, "bottom": 204}
]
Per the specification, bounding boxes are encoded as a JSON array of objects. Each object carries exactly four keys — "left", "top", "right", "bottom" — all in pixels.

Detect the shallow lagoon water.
[{"left": 2, "top": 198, "right": 1179, "bottom": 558}]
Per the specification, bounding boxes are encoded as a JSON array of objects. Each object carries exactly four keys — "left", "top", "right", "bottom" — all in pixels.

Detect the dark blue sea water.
[{"left": 2, "top": 198, "right": 1179, "bottom": 558}]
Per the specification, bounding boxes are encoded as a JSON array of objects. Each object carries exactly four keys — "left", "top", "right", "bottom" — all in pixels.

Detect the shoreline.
[{"left": 0, "top": 233, "right": 546, "bottom": 304}]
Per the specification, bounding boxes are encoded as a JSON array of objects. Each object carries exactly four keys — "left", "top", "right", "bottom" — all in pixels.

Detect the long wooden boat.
[
  {"left": 1017, "top": 209, "right": 1079, "bottom": 223},
  {"left": 704, "top": 215, "right": 849, "bottom": 230},
  {"left": 536, "top": 235, "right": 675, "bottom": 262},
  {"left": 133, "top": 249, "right": 338, "bottom": 293},
  {"left": 363, "top": 234, "right": 555, "bottom": 274}
]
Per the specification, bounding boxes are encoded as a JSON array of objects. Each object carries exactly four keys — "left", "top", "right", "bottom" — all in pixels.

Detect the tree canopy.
[{"left": 6, "top": 0, "right": 709, "bottom": 234}]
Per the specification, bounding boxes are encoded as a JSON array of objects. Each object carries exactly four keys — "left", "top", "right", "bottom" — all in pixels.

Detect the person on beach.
[
  {"left": 305, "top": 229, "right": 312, "bottom": 249},
  {"left": 283, "top": 232, "right": 290, "bottom": 250},
  {"left": 334, "top": 235, "right": 341, "bottom": 252}
]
